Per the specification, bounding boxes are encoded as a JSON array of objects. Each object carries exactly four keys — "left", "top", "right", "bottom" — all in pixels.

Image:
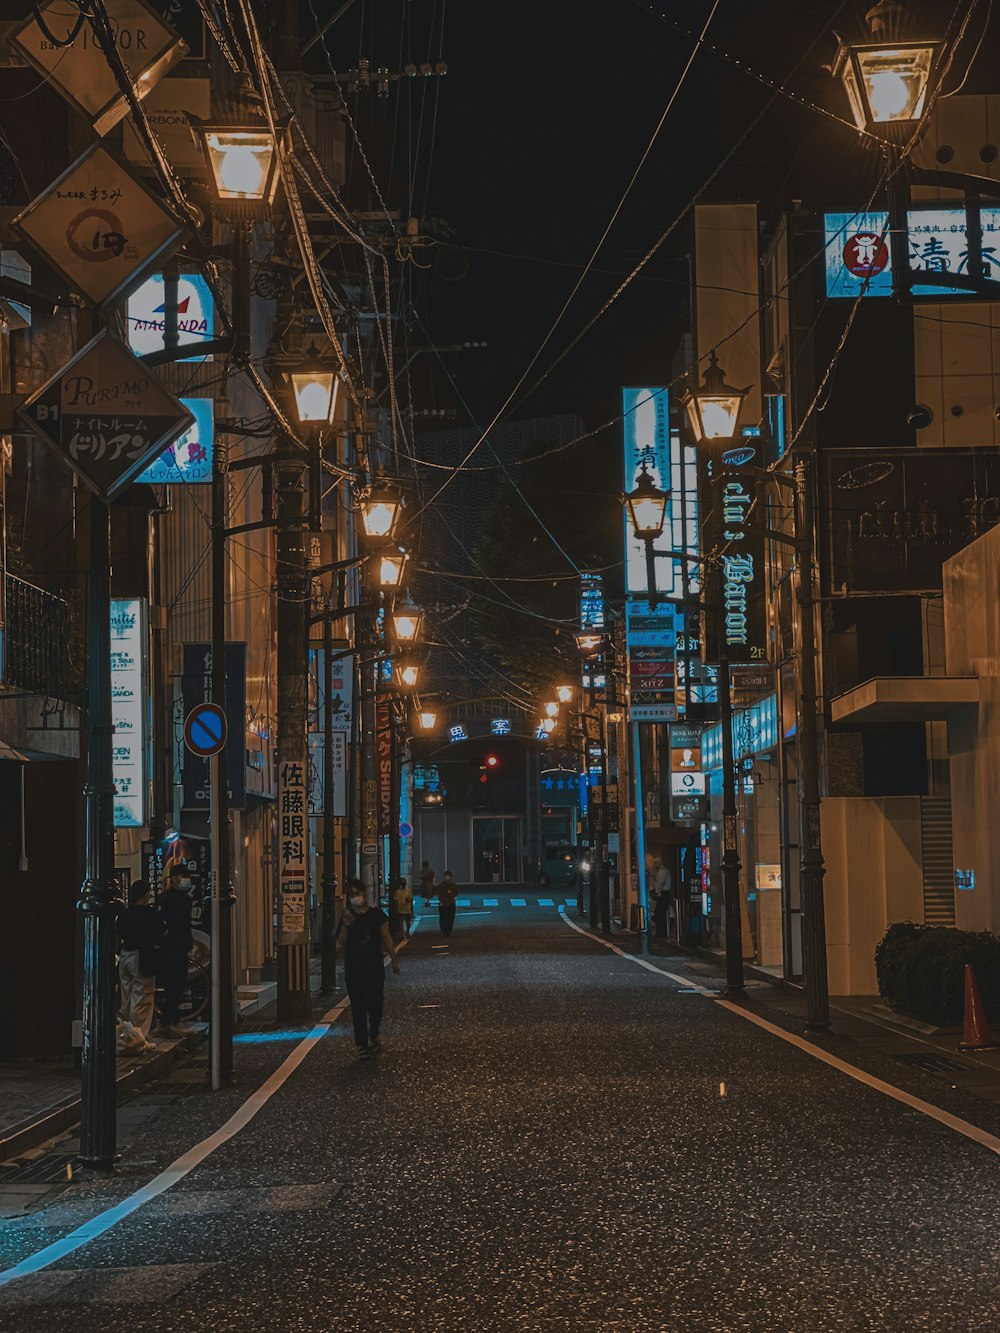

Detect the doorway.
[{"left": 472, "top": 816, "right": 523, "bottom": 883}]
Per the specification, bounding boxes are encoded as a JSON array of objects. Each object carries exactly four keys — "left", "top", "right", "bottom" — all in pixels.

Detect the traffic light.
[{"left": 484, "top": 753, "right": 500, "bottom": 770}]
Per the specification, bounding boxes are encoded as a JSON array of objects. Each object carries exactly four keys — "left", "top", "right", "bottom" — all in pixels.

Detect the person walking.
[
  {"left": 394, "top": 876, "right": 413, "bottom": 937},
  {"left": 156, "top": 863, "right": 194, "bottom": 1037},
  {"left": 437, "top": 870, "right": 458, "bottom": 937},
  {"left": 419, "top": 859, "right": 435, "bottom": 906},
  {"left": 117, "top": 880, "right": 164, "bottom": 1049},
  {"left": 337, "top": 879, "right": 399, "bottom": 1058}
]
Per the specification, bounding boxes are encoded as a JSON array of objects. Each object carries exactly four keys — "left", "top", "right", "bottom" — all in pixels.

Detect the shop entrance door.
[{"left": 472, "top": 816, "right": 522, "bottom": 883}]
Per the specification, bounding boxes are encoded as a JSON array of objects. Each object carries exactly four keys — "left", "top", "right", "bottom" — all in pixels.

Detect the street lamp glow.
[
  {"left": 417, "top": 709, "right": 437, "bottom": 731},
  {"left": 392, "top": 599, "right": 423, "bottom": 644},
  {"left": 544, "top": 701, "right": 559, "bottom": 719},
  {"left": 359, "top": 481, "right": 403, "bottom": 541},
  {"left": 829, "top": 4, "right": 938, "bottom": 134},
  {"left": 576, "top": 632, "right": 602, "bottom": 656},
  {"left": 680, "top": 351, "right": 748, "bottom": 443},
  {"left": 289, "top": 344, "right": 338, "bottom": 426},
  {"left": 396, "top": 662, "right": 420, "bottom": 689},
  {"left": 622, "top": 463, "right": 668, "bottom": 540},
  {"left": 556, "top": 684, "right": 573, "bottom": 704},
  {"left": 540, "top": 717, "right": 555, "bottom": 734},
  {"left": 378, "top": 549, "right": 408, "bottom": 589}
]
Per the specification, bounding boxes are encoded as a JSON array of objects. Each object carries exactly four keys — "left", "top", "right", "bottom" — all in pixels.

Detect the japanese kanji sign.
[
  {"left": 278, "top": 758, "right": 309, "bottom": 943},
  {"left": 18, "top": 330, "right": 194, "bottom": 500},
  {"left": 12, "top": 0, "right": 187, "bottom": 139},
  {"left": 13, "top": 143, "right": 186, "bottom": 309}
]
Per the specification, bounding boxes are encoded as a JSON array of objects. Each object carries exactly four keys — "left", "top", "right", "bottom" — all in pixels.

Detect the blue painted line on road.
[
  {"left": 511, "top": 899, "right": 526, "bottom": 907},
  {"left": 483, "top": 899, "right": 499, "bottom": 907},
  {"left": 538, "top": 898, "right": 554, "bottom": 907},
  {"left": 456, "top": 899, "right": 471, "bottom": 907}
]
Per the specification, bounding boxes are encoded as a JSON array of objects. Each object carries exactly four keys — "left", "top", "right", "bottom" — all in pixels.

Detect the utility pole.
[
  {"left": 211, "top": 435, "right": 234, "bottom": 1079},
  {"left": 79, "top": 495, "right": 120, "bottom": 1169},
  {"left": 795, "top": 454, "right": 829, "bottom": 1029},
  {"left": 320, "top": 608, "right": 338, "bottom": 992},
  {"left": 275, "top": 442, "right": 312, "bottom": 1022}
]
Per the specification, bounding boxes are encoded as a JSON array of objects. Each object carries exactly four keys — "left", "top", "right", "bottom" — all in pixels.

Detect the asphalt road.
[{"left": 2, "top": 892, "right": 1000, "bottom": 1332}]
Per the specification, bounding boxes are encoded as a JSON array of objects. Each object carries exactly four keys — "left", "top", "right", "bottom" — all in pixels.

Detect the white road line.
[
  {"left": 0, "top": 938, "right": 414, "bottom": 1287},
  {"left": 559, "top": 912, "right": 1000, "bottom": 1159}
]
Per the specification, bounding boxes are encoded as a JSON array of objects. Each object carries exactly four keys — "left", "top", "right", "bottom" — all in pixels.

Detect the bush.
[{"left": 874, "top": 921, "right": 1000, "bottom": 1025}]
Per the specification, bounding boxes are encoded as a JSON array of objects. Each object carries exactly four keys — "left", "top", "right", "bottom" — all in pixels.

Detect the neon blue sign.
[{"left": 136, "top": 398, "right": 213, "bottom": 485}]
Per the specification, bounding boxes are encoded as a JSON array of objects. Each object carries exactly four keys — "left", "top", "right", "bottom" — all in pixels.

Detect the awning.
[
  {"left": 830, "top": 676, "right": 979, "bottom": 727},
  {"left": 0, "top": 739, "right": 29, "bottom": 762}
]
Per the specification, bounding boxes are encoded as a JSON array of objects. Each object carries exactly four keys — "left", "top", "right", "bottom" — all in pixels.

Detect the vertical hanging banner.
[
  {"left": 278, "top": 757, "right": 308, "bottom": 942},
  {"left": 376, "top": 699, "right": 394, "bottom": 835},
  {"left": 110, "top": 597, "right": 148, "bottom": 827},
  {"left": 698, "top": 440, "right": 768, "bottom": 664},
  {"left": 622, "top": 386, "right": 671, "bottom": 599},
  {"left": 179, "top": 643, "right": 246, "bottom": 809}
]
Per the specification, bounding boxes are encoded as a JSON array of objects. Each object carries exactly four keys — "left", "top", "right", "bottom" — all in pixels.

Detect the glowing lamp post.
[
  {"left": 555, "top": 684, "right": 574, "bottom": 705},
  {"left": 359, "top": 479, "right": 403, "bottom": 542},
  {"left": 193, "top": 85, "right": 284, "bottom": 218},
  {"left": 621, "top": 462, "right": 668, "bottom": 610},
  {"left": 396, "top": 662, "right": 420, "bottom": 690},
  {"left": 830, "top": 3, "right": 938, "bottom": 135},
  {"left": 378, "top": 548, "right": 408, "bottom": 590},
  {"left": 680, "top": 351, "right": 749, "bottom": 444},
  {"left": 288, "top": 344, "right": 338, "bottom": 428},
  {"left": 391, "top": 598, "right": 423, "bottom": 645},
  {"left": 417, "top": 709, "right": 437, "bottom": 732}
]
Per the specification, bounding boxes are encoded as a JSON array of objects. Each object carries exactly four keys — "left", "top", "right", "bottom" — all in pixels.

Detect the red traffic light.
[{"left": 484, "top": 753, "right": 500, "bottom": 770}]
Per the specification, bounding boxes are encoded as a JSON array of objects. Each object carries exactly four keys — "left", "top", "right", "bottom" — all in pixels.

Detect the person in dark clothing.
[
  {"left": 117, "top": 881, "right": 165, "bottom": 1047},
  {"left": 337, "top": 880, "right": 399, "bottom": 1058},
  {"left": 419, "top": 860, "right": 436, "bottom": 905},
  {"left": 157, "top": 863, "right": 194, "bottom": 1036},
  {"left": 437, "top": 870, "right": 458, "bottom": 936},
  {"left": 652, "top": 888, "right": 670, "bottom": 939}
]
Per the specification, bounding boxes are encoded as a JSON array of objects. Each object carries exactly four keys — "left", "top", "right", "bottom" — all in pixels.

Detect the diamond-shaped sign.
[
  {"left": 11, "top": 0, "right": 187, "bottom": 139},
  {"left": 12, "top": 143, "right": 186, "bottom": 310},
  {"left": 17, "top": 330, "right": 194, "bottom": 501}
]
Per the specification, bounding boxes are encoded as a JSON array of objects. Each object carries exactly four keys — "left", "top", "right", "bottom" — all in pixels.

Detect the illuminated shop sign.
[
  {"left": 136, "top": 396, "right": 213, "bottom": 484},
  {"left": 127, "top": 271, "right": 215, "bottom": 361},
  {"left": 579, "top": 572, "right": 605, "bottom": 630},
  {"left": 110, "top": 597, "right": 148, "bottom": 828},
  {"left": 825, "top": 207, "right": 1000, "bottom": 299}
]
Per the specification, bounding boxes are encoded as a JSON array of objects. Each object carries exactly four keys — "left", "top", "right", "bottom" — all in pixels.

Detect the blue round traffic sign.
[
  {"left": 399, "top": 821, "right": 413, "bottom": 840},
  {"left": 184, "top": 703, "right": 228, "bottom": 757}
]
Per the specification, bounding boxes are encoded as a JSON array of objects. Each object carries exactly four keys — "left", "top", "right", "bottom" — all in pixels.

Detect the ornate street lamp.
[
  {"left": 417, "top": 708, "right": 438, "bottom": 732},
  {"left": 288, "top": 343, "right": 338, "bottom": 428},
  {"left": 391, "top": 597, "right": 424, "bottom": 644},
  {"left": 555, "top": 683, "right": 574, "bottom": 705},
  {"left": 540, "top": 717, "right": 556, "bottom": 735},
  {"left": 359, "top": 477, "right": 403, "bottom": 542},
  {"left": 575, "top": 631, "right": 603, "bottom": 657},
  {"left": 378, "top": 548, "right": 408, "bottom": 590},
  {"left": 622, "top": 462, "right": 669, "bottom": 610},
  {"left": 830, "top": 2, "right": 939, "bottom": 135},
  {"left": 680, "top": 351, "right": 750, "bottom": 443},
  {"left": 544, "top": 700, "right": 560, "bottom": 719},
  {"left": 192, "top": 82, "right": 284, "bottom": 215},
  {"left": 396, "top": 662, "right": 420, "bottom": 689}
]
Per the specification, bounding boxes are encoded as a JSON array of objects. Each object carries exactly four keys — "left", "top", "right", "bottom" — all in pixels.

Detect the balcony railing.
[{"left": 2, "top": 573, "right": 74, "bottom": 702}]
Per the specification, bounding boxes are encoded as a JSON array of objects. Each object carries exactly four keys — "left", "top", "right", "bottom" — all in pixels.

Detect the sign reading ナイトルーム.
[
  {"left": 17, "top": 331, "right": 194, "bottom": 501},
  {"left": 12, "top": 143, "right": 187, "bottom": 310},
  {"left": 11, "top": 0, "right": 187, "bottom": 139}
]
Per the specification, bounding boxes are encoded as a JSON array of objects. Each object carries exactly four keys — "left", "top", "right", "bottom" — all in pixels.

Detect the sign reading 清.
[
  {"left": 13, "top": 143, "right": 187, "bottom": 310},
  {"left": 111, "top": 597, "right": 148, "bottom": 828},
  {"left": 127, "top": 272, "right": 216, "bottom": 363},
  {"left": 825, "top": 207, "right": 1000, "bottom": 300},
  {"left": 11, "top": 0, "right": 187, "bottom": 139},
  {"left": 18, "top": 331, "right": 194, "bottom": 500},
  {"left": 135, "top": 397, "right": 213, "bottom": 485}
]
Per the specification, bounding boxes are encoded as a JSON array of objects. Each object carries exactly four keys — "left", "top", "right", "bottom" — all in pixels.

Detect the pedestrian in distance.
[
  {"left": 156, "top": 863, "right": 194, "bottom": 1038},
  {"left": 419, "top": 859, "right": 436, "bottom": 906},
  {"left": 117, "top": 880, "right": 165, "bottom": 1049},
  {"left": 337, "top": 879, "right": 399, "bottom": 1059},
  {"left": 437, "top": 870, "right": 458, "bottom": 937},
  {"left": 394, "top": 876, "right": 413, "bottom": 937}
]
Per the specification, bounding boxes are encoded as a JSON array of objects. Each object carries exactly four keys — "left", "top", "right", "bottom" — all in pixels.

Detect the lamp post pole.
[
  {"left": 211, "top": 435, "right": 234, "bottom": 1084},
  {"left": 321, "top": 606, "right": 338, "bottom": 992},
  {"left": 79, "top": 495, "right": 120, "bottom": 1170}
]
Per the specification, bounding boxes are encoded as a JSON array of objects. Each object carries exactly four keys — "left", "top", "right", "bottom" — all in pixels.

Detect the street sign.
[
  {"left": 12, "top": 143, "right": 187, "bottom": 309},
  {"left": 17, "top": 331, "right": 194, "bottom": 500},
  {"left": 123, "top": 76, "right": 211, "bottom": 173},
  {"left": 12, "top": 0, "right": 187, "bottom": 139},
  {"left": 630, "top": 703, "right": 678, "bottom": 723},
  {"left": 400, "top": 821, "right": 414, "bottom": 839},
  {"left": 184, "top": 703, "right": 227, "bottom": 757}
]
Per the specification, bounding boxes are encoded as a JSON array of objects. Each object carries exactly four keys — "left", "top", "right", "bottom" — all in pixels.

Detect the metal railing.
[{"left": 3, "top": 573, "right": 74, "bottom": 701}]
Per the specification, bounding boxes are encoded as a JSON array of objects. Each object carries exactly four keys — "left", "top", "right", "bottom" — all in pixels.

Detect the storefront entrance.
[{"left": 472, "top": 816, "right": 523, "bottom": 883}]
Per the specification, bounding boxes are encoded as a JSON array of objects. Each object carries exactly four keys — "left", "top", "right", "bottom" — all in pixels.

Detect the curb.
[{"left": 0, "top": 1029, "right": 206, "bottom": 1164}]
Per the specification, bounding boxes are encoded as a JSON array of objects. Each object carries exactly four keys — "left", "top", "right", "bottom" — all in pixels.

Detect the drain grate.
[
  {"left": 892, "top": 1051, "right": 971, "bottom": 1075},
  {"left": 0, "top": 1151, "right": 80, "bottom": 1184}
]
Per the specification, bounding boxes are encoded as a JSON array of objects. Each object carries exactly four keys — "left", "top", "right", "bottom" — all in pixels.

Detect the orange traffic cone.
[{"left": 959, "top": 964, "right": 997, "bottom": 1052}]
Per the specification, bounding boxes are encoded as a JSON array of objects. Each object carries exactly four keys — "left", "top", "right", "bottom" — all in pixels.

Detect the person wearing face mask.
[
  {"left": 336, "top": 878, "right": 399, "bottom": 1059},
  {"left": 156, "top": 863, "right": 195, "bottom": 1037}
]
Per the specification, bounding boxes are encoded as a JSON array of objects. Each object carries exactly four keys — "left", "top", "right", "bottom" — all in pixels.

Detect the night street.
[{"left": 3, "top": 898, "right": 1000, "bottom": 1331}]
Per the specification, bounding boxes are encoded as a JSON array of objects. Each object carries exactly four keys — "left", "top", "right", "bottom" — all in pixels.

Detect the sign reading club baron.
[{"left": 18, "top": 331, "right": 194, "bottom": 500}]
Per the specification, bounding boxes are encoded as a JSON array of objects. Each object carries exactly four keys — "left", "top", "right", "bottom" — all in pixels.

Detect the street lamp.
[
  {"left": 288, "top": 343, "right": 339, "bottom": 427},
  {"left": 544, "top": 700, "right": 560, "bottom": 719},
  {"left": 192, "top": 82, "right": 284, "bottom": 215},
  {"left": 396, "top": 662, "right": 420, "bottom": 690},
  {"left": 830, "top": 2, "right": 939, "bottom": 135},
  {"left": 359, "top": 478, "right": 403, "bottom": 542},
  {"left": 417, "top": 708, "right": 438, "bottom": 732},
  {"left": 540, "top": 717, "right": 556, "bottom": 735},
  {"left": 391, "top": 597, "right": 424, "bottom": 644},
  {"left": 575, "top": 631, "right": 603, "bottom": 657},
  {"left": 378, "top": 548, "right": 408, "bottom": 590},
  {"left": 555, "top": 683, "right": 574, "bottom": 705},
  {"left": 680, "top": 351, "right": 750, "bottom": 444},
  {"left": 622, "top": 462, "right": 668, "bottom": 611}
]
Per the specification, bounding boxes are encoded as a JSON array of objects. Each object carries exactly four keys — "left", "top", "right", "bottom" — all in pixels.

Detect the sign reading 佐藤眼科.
[
  {"left": 13, "top": 143, "right": 187, "bottom": 310},
  {"left": 11, "top": 0, "right": 187, "bottom": 139},
  {"left": 18, "top": 331, "right": 194, "bottom": 500},
  {"left": 278, "top": 758, "right": 309, "bottom": 942}
]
